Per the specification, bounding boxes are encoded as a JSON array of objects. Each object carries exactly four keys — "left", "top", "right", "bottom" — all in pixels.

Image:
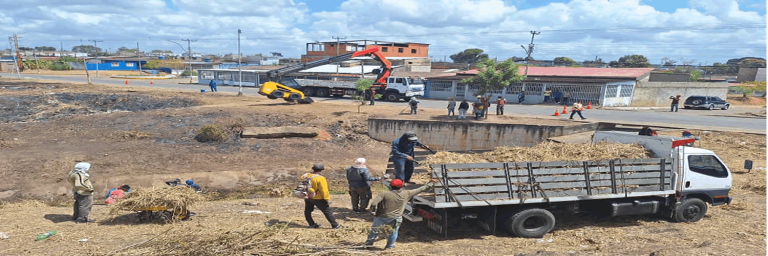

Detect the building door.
[{"left": 454, "top": 83, "right": 465, "bottom": 99}]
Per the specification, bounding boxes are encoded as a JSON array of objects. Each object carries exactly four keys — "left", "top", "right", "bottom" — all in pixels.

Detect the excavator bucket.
[{"left": 298, "top": 97, "right": 314, "bottom": 104}]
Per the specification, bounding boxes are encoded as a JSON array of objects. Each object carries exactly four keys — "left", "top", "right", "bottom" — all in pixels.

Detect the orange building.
[{"left": 301, "top": 40, "right": 429, "bottom": 63}]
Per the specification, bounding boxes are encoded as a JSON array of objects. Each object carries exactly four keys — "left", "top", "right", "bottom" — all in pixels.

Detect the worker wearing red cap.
[{"left": 364, "top": 178, "right": 437, "bottom": 249}]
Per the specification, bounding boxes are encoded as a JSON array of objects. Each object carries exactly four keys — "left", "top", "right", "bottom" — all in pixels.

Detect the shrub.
[{"left": 195, "top": 124, "right": 229, "bottom": 143}]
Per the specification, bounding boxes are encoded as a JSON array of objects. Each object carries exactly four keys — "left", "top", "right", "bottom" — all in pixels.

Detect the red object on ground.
[
  {"left": 561, "top": 106, "right": 568, "bottom": 114},
  {"left": 125, "top": 80, "right": 128, "bottom": 85},
  {"left": 553, "top": 109, "right": 560, "bottom": 116},
  {"left": 587, "top": 102, "right": 592, "bottom": 109}
]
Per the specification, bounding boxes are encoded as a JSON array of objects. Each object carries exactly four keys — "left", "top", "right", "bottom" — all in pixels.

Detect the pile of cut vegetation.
[
  {"left": 109, "top": 186, "right": 205, "bottom": 214},
  {"left": 423, "top": 141, "right": 651, "bottom": 169}
]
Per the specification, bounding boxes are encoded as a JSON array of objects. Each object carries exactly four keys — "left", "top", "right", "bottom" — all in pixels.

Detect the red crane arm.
[{"left": 351, "top": 47, "right": 392, "bottom": 86}]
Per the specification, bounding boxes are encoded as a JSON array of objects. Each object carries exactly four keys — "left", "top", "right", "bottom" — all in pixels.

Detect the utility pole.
[
  {"left": 519, "top": 31, "right": 540, "bottom": 93},
  {"left": 237, "top": 29, "right": 243, "bottom": 96},
  {"left": 88, "top": 39, "right": 103, "bottom": 77},
  {"left": 60, "top": 42, "right": 63, "bottom": 53},
  {"left": 182, "top": 39, "right": 196, "bottom": 83},
  {"left": 12, "top": 34, "right": 23, "bottom": 73},
  {"left": 332, "top": 36, "right": 346, "bottom": 75},
  {"left": 137, "top": 42, "right": 142, "bottom": 75},
  {"left": 519, "top": 31, "right": 540, "bottom": 77},
  {"left": 8, "top": 36, "right": 21, "bottom": 78}
]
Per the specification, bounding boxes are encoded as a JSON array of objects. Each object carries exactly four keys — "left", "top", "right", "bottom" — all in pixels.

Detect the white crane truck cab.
[{"left": 383, "top": 77, "right": 425, "bottom": 101}]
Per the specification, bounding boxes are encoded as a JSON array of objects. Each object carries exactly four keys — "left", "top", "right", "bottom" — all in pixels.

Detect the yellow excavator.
[
  {"left": 258, "top": 47, "right": 392, "bottom": 104},
  {"left": 258, "top": 80, "right": 314, "bottom": 104}
]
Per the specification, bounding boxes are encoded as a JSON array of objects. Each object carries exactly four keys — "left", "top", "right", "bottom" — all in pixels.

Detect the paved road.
[{"left": 3, "top": 73, "right": 765, "bottom": 133}]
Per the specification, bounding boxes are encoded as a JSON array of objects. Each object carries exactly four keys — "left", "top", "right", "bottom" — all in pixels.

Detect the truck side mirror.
[{"left": 744, "top": 160, "right": 753, "bottom": 173}]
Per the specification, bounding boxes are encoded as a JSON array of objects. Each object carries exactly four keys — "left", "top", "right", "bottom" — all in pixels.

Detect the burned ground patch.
[
  {"left": 0, "top": 93, "right": 201, "bottom": 123},
  {"left": 0, "top": 80, "right": 60, "bottom": 90}
]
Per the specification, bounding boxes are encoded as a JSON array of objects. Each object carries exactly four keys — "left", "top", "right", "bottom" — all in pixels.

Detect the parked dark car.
[{"left": 683, "top": 96, "right": 730, "bottom": 110}]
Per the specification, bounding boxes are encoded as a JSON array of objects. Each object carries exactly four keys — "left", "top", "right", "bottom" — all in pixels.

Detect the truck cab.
[
  {"left": 593, "top": 131, "right": 733, "bottom": 206},
  {"left": 382, "top": 77, "right": 425, "bottom": 101}
]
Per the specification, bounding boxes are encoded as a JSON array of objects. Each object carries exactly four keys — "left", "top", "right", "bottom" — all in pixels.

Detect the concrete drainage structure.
[{"left": 368, "top": 118, "right": 603, "bottom": 151}]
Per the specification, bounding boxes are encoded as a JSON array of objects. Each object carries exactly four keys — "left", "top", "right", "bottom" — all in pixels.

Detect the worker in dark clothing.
[
  {"left": 458, "top": 99, "right": 469, "bottom": 120},
  {"left": 669, "top": 95, "right": 681, "bottom": 112},
  {"left": 346, "top": 158, "right": 381, "bottom": 212},
  {"left": 391, "top": 132, "right": 419, "bottom": 184},
  {"left": 208, "top": 80, "right": 217, "bottom": 92}
]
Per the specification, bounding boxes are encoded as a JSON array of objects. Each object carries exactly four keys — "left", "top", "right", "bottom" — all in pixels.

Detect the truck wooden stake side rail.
[{"left": 405, "top": 137, "right": 734, "bottom": 238}]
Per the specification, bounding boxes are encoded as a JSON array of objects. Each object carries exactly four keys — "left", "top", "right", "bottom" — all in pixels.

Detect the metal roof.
[{"left": 456, "top": 66, "right": 654, "bottom": 78}]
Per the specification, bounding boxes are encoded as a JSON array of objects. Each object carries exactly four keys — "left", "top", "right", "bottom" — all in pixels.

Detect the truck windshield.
[{"left": 408, "top": 78, "right": 424, "bottom": 85}]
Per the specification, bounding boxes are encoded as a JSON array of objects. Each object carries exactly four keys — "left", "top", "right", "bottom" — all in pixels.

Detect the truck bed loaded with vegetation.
[{"left": 405, "top": 132, "right": 736, "bottom": 238}]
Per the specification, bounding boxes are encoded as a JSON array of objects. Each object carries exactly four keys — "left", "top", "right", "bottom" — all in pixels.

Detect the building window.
[
  {"left": 398, "top": 48, "right": 404, "bottom": 53},
  {"left": 200, "top": 71, "right": 215, "bottom": 80},
  {"left": 431, "top": 81, "right": 452, "bottom": 92},
  {"left": 126, "top": 62, "right": 135, "bottom": 67},
  {"left": 111, "top": 62, "right": 119, "bottom": 67},
  {"left": 411, "top": 49, "right": 417, "bottom": 54},
  {"left": 382, "top": 47, "right": 388, "bottom": 52},
  {"left": 619, "top": 84, "right": 634, "bottom": 97}
]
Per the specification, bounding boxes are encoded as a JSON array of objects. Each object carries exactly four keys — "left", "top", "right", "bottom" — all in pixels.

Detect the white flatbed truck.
[{"left": 404, "top": 131, "right": 737, "bottom": 238}]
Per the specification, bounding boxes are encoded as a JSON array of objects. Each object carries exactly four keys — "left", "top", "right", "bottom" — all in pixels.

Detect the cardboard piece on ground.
[{"left": 241, "top": 126, "right": 319, "bottom": 139}]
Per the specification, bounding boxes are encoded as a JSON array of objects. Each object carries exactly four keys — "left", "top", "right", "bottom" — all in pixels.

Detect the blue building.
[{"left": 86, "top": 58, "right": 148, "bottom": 71}]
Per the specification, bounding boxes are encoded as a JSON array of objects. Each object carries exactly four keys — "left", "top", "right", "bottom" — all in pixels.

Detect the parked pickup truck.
[{"left": 404, "top": 131, "right": 740, "bottom": 238}]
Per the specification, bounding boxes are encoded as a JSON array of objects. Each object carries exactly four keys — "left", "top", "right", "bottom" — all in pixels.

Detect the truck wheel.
[
  {"left": 506, "top": 208, "right": 555, "bottom": 238},
  {"left": 289, "top": 93, "right": 302, "bottom": 100},
  {"left": 722, "top": 104, "right": 729, "bottom": 110},
  {"left": 271, "top": 91, "right": 285, "bottom": 99},
  {"left": 707, "top": 104, "right": 714, "bottom": 110},
  {"left": 385, "top": 92, "right": 400, "bottom": 102},
  {"left": 315, "top": 88, "right": 329, "bottom": 97},
  {"left": 673, "top": 198, "right": 708, "bottom": 222},
  {"left": 301, "top": 87, "right": 315, "bottom": 97},
  {"left": 266, "top": 95, "right": 278, "bottom": 99}
]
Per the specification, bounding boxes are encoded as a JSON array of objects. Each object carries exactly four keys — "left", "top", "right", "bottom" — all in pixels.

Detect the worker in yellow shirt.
[{"left": 300, "top": 163, "right": 340, "bottom": 229}]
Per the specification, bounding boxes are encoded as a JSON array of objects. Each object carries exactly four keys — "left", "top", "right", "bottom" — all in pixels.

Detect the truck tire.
[
  {"left": 271, "top": 91, "right": 285, "bottom": 99},
  {"left": 385, "top": 92, "right": 400, "bottom": 102},
  {"left": 289, "top": 93, "right": 302, "bottom": 101},
  {"left": 722, "top": 104, "right": 729, "bottom": 110},
  {"left": 315, "top": 88, "right": 329, "bottom": 97},
  {"left": 707, "top": 104, "right": 714, "bottom": 110},
  {"left": 506, "top": 208, "right": 555, "bottom": 238},
  {"left": 301, "top": 87, "right": 315, "bottom": 97},
  {"left": 673, "top": 198, "right": 708, "bottom": 223}
]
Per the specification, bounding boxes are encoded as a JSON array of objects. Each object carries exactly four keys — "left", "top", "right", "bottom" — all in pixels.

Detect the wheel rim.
[
  {"left": 387, "top": 94, "right": 398, "bottom": 101},
  {"left": 523, "top": 216, "right": 547, "bottom": 231},
  {"left": 683, "top": 205, "right": 702, "bottom": 220},
  {"left": 316, "top": 89, "right": 328, "bottom": 97},
  {"left": 708, "top": 105, "right": 714, "bottom": 110}
]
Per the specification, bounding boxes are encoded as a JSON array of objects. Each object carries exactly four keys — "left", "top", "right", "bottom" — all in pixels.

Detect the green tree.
[
  {"left": 738, "top": 81, "right": 767, "bottom": 98},
  {"left": 582, "top": 58, "right": 606, "bottom": 67},
  {"left": 118, "top": 46, "right": 137, "bottom": 53},
  {"left": 739, "top": 59, "right": 766, "bottom": 68},
  {"left": 34, "top": 46, "right": 57, "bottom": 51},
  {"left": 352, "top": 78, "right": 377, "bottom": 112},
  {"left": 461, "top": 58, "right": 526, "bottom": 96},
  {"left": 553, "top": 57, "right": 577, "bottom": 66},
  {"left": 72, "top": 45, "right": 102, "bottom": 54},
  {"left": 609, "top": 55, "right": 652, "bottom": 68},
  {"left": 450, "top": 48, "right": 489, "bottom": 64}
]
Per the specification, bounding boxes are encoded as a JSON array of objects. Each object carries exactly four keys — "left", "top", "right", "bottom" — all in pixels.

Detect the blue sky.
[{"left": 1, "top": 0, "right": 765, "bottom": 64}]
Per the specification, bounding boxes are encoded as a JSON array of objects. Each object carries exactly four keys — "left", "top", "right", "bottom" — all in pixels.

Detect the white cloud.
[{"left": 0, "top": 0, "right": 763, "bottom": 63}]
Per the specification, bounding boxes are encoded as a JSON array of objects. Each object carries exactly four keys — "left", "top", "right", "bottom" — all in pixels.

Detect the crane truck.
[
  {"left": 402, "top": 131, "right": 742, "bottom": 238},
  {"left": 257, "top": 47, "right": 424, "bottom": 103}
]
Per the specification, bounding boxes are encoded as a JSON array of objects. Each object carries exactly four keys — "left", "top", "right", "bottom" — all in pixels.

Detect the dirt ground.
[{"left": 0, "top": 78, "right": 765, "bottom": 256}]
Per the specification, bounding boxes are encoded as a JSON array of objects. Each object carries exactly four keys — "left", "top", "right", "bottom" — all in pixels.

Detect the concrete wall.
[
  {"left": 756, "top": 68, "right": 766, "bottom": 82},
  {"left": 737, "top": 67, "right": 759, "bottom": 82},
  {"left": 631, "top": 81, "right": 729, "bottom": 106},
  {"left": 368, "top": 118, "right": 599, "bottom": 151}
]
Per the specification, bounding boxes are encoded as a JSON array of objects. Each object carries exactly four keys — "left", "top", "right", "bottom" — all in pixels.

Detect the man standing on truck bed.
[
  {"left": 364, "top": 178, "right": 437, "bottom": 249},
  {"left": 391, "top": 132, "right": 419, "bottom": 184}
]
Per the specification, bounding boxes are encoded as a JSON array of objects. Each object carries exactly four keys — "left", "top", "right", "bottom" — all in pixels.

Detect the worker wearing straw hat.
[{"left": 346, "top": 158, "right": 382, "bottom": 213}]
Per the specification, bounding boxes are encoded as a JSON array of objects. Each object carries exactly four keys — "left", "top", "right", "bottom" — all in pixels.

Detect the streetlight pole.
[
  {"left": 88, "top": 39, "right": 103, "bottom": 77},
  {"left": 167, "top": 39, "right": 195, "bottom": 83},
  {"left": 237, "top": 29, "right": 243, "bottom": 96}
]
